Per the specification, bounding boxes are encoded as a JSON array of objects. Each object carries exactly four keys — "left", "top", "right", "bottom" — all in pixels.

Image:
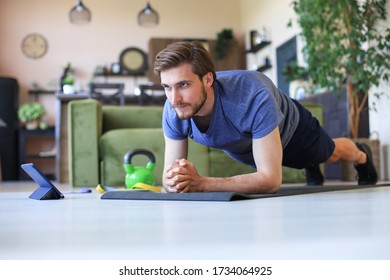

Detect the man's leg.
[
  {"left": 326, "top": 138, "right": 378, "bottom": 185},
  {"left": 282, "top": 99, "right": 377, "bottom": 185},
  {"left": 282, "top": 100, "right": 335, "bottom": 186},
  {"left": 326, "top": 138, "right": 365, "bottom": 163}
]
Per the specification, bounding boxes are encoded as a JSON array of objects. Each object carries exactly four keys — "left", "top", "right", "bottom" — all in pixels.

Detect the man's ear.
[{"left": 203, "top": 72, "right": 214, "bottom": 87}]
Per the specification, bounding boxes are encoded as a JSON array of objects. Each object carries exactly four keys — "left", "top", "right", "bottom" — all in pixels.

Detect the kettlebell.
[{"left": 124, "top": 149, "right": 156, "bottom": 189}]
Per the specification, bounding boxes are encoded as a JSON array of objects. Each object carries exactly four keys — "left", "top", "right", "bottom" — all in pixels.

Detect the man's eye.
[{"left": 180, "top": 83, "right": 188, "bottom": 88}]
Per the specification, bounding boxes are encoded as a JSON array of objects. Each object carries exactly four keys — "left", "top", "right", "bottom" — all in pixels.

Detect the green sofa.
[{"left": 68, "top": 99, "right": 323, "bottom": 187}]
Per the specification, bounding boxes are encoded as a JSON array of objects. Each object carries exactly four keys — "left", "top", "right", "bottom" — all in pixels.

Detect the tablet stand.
[
  {"left": 29, "top": 185, "right": 64, "bottom": 200},
  {"left": 21, "top": 163, "right": 64, "bottom": 200}
]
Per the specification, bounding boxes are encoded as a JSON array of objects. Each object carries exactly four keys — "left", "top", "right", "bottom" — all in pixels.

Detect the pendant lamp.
[
  {"left": 138, "top": 1, "right": 159, "bottom": 27},
  {"left": 69, "top": 0, "right": 92, "bottom": 24}
]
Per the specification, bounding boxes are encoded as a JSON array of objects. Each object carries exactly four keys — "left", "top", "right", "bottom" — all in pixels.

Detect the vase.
[
  {"left": 289, "top": 79, "right": 311, "bottom": 100},
  {"left": 63, "top": 84, "right": 75, "bottom": 94}
]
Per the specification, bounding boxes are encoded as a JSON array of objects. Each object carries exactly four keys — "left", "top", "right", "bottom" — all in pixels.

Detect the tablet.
[{"left": 21, "top": 163, "right": 64, "bottom": 200}]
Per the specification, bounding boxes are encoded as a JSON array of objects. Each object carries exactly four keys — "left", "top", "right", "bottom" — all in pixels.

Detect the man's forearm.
[
  {"left": 193, "top": 172, "right": 281, "bottom": 194},
  {"left": 163, "top": 158, "right": 281, "bottom": 194}
]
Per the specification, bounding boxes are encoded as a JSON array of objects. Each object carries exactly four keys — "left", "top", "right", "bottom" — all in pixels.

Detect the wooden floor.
[{"left": 0, "top": 180, "right": 389, "bottom": 260}]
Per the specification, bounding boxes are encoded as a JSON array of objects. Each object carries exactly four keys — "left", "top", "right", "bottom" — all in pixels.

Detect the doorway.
[{"left": 276, "top": 36, "right": 297, "bottom": 96}]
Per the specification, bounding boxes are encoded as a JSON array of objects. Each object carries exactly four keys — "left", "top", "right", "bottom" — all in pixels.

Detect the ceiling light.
[
  {"left": 138, "top": 1, "right": 159, "bottom": 27},
  {"left": 69, "top": 0, "right": 91, "bottom": 24}
]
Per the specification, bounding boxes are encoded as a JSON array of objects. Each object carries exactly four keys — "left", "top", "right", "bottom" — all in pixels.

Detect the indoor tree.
[{"left": 291, "top": 0, "right": 390, "bottom": 138}]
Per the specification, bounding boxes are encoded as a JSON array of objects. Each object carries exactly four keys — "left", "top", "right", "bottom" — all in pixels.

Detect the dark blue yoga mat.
[{"left": 100, "top": 184, "right": 389, "bottom": 201}]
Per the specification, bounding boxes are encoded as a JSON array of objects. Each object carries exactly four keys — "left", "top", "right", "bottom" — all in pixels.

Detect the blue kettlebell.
[{"left": 124, "top": 149, "right": 156, "bottom": 189}]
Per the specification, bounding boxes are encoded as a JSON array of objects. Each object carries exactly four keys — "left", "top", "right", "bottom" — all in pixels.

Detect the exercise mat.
[{"left": 100, "top": 184, "right": 389, "bottom": 202}]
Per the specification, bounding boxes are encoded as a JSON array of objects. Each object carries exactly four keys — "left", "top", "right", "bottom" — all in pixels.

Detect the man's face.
[{"left": 160, "top": 63, "right": 208, "bottom": 120}]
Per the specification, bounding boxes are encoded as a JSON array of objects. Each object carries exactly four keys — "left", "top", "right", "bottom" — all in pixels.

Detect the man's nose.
[{"left": 171, "top": 88, "right": 182, "bottom": 104}]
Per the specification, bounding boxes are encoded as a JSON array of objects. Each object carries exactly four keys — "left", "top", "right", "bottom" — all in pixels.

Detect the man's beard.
[{"left": 173, "top": 86, "right": 207, "bottom": 120}]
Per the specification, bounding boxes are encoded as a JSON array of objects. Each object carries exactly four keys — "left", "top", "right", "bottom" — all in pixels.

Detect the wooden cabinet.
[{"left": 147, "top": 38, "right": 246, "bottom": 84}]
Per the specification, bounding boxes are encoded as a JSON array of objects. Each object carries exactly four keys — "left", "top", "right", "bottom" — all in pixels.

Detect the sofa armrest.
[{"left": 68, "top": 99, "right": 102, "bottom": 187}]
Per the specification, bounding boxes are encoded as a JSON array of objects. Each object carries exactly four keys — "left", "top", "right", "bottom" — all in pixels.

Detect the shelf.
[
  {"left": 246, "top": 40, "right": 272, "bottom": 72},
  {"left": 19, "top": 127, "right": 55, "bottom": 136},
  {"left": 95, "top": 72, "right": 145, "bottom": 77},
  {"left": 246, "top": 41, "right": 271, "bottom": 53},
  {"left": 28, "top": 90, "right": 56, "bottom": 95},
  {"left": 24, "top": 155, "right": 56, "bottom": 160},
  {"left": 95, "top": 73, "right": 128, "bottom": 77}
]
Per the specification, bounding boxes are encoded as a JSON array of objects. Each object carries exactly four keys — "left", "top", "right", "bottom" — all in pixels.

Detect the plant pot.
[
  {"left": 25, "top": 120, "right": 39, "bottom": 130},
  {"left": 341, "top": 138, "right": 381, "bottom": 181},
  {"left": 63, "top": 84, "right": 75, "bottom": 94}
]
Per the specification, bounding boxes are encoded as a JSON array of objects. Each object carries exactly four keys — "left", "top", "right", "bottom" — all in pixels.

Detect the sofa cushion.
[
  {"left": 282, "top": 166, "right": 305, "bottom": 183},
  {"left": 99, "top": 128, "right": 165, "bottom": 186},
  {"left": 209, "top": 148, "right": 254, "bottom": 177},
  {"left": 102, "top": 105, "right": 163, "bottom": 132}
]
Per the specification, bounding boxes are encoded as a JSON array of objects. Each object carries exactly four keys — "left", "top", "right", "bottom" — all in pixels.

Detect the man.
[{"left": 154, "top": 41, "right": 377, "bottom": 194}]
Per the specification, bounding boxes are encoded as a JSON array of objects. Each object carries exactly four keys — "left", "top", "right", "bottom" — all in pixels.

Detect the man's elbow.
[
  {"left": 262, "top": 176, "right": 282, "bottom": 194},
  {"left": 265, "top": 183, "right": 281, "bottom": 194}
]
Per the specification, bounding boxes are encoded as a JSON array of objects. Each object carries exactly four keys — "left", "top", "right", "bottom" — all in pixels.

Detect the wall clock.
[
  {"left": 119, "top": 47, "right": 147, "bottom": 76},
  {"left": 21, "top": 33, "right": 48, "bottom": 59}
]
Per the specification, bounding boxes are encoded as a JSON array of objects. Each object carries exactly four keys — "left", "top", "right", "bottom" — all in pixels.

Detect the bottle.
[
  {"left": 260, "top": 27, "right": 267, "bottom": 42},
  {"left": 250, "top": 30, "right": 259, "bottom": 49}
]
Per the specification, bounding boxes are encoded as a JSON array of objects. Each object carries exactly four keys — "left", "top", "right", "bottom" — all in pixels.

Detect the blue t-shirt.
[{"left": 163, "top": 70, "right": 299, "bottom": 167}]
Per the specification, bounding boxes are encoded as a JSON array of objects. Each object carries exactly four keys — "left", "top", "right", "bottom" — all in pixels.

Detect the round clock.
[
  {"left": 21, "top": 33, "right": 48, "bottom": 59},
  {"left": 119, "top": 47, "right": 147, "bottom": 75}
]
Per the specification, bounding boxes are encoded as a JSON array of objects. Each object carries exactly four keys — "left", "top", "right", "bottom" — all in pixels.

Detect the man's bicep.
[
  {"left": 252, "top": 127, "right": 283, "bottom": 176},
  {"left": 164, "top": 135, "right": 188, "bottom": 168}
]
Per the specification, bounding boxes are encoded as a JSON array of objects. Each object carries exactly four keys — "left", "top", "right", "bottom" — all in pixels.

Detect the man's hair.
[{"left": 153, "top": 41, "right": 216, "bottom": 82}]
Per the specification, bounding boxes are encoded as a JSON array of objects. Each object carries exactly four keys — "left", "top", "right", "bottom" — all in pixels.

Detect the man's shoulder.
[
  {"left": 215, "top": 70, "right": 272, "bottom": 104},
  {"left": 216, "top": 69, "right": 260, "bottom": 79},
  {"left": 216, "top": 70, "right": 271, "bottom": 91}
]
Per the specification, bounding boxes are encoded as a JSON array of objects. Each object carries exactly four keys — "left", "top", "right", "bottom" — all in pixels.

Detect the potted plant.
[
  {"left": 291, "top": 0, "right": 390, "bottom": 180},
  {"left": 62, "top": 76, "right": 75, "bottom": 94},
  {"left": 61, "top": 62, "right": 75, "bottom": 94},
  {"left": 291, "top": 0, "right": 390, "bottom": 139},
  {"left": 215, "top": 29, "right": 234, "bottom": 60},
  {"left": 283, "top": 62, "right": 312, "bottom": 99},
  {"left": 17, "top": 102, "right": 46, "bottom": 130}
]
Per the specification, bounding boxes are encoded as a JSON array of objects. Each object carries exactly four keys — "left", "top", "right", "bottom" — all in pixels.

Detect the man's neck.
[
  {"left": 193, "top": 115, "right": 211, "bottom": 133},
  {"left": 196, "top": 86, "right": 215, "bottom": 117},
  {"left": 193, "top": 87, "right": 214, "bottom": 133}
]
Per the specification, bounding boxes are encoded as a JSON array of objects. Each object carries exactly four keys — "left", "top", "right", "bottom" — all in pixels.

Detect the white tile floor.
[{"left": 0, "top": 180, "right": 389, "bottom": 260}]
